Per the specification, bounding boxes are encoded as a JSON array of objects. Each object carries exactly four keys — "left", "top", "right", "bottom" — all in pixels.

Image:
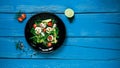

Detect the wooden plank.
[
  {"left": 0, "top": 37, "right": 120, "bottom": 59},
  {"left": 0, "top": 37, "right": 120, "bottom": 50},
  {"left": 0, "top": 13, "right": 120, "bottom": 36},
  {"left": 0, "top": 0, "right": 120, "bottom": 13},
  {"left": 0, "top": 59, "right": 120, "bottom": 68}
]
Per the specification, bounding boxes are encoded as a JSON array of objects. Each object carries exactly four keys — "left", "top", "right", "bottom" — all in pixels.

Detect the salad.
[{"left": 30, "top": 19, "right": 59, "bottom": 47}]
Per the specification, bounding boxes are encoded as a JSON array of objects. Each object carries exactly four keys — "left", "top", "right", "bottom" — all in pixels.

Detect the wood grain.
[
  {"left": 0, "top": 37, "right": 120, "bottom": 59},
  {"left": 0, "top": 0, "right": 120, "bottom": 13},
  {"left": 0, "top": 59, "right": 120, "bottom": 68},
  {"left": 0, "top": 14, "right": 120, "bottom": 36},
  {"left": 0, "top": 0, "right": 120, "bottom": 68}
]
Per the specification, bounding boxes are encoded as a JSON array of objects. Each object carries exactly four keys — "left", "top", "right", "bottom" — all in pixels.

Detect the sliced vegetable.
[
  {"left": 64, "top": 8, "right": 74, "bottom": 18},
  {"left": 40, "top": 23, "right": 46, "bottom": 28},
  {"left": 35, "top": 27, "right": 42, "bottom": 34},
  {"left": 42, "top": 19, "right": 52, "bottom": 23},
  {"left": 53, "top": 24, "right": 56, "bottom": 28},
  {"left": 46, "top": 27, "right": 52, "bottom": 33},
  {"left": 30, "top": 19, "right": 59, "bottom": 47},
  {"left": 41, "top": 32, "right": 45, "bottom": 36},
  {"left": 47, "top": 35, "right": 53, "bottom": 41}
]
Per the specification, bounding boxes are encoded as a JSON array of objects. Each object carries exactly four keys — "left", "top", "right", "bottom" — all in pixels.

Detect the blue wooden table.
[{"left": 0, "top": 0, "right": 120, "bottom": 68}]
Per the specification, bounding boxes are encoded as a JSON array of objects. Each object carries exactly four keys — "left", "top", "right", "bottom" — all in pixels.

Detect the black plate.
[{"left": 25, "top": 13, "right": 66, "bottom": 53}]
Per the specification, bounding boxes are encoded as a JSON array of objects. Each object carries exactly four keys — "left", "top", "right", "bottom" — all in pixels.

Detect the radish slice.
[
  {"left": 40, "top": 23, "right": 46, "bottom": 28},
  {"left": 35, "top": 27, "right": 42, "bottom": 34},
  {"left": 47, "top": 35, "right": 53, "bottom": 41},
  {"left": 46, "top": 27, "right": 52, "bottom": 33}
]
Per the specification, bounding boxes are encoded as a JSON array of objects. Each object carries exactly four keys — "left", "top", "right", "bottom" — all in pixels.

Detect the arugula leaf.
[{"left": 29, "top": 19, "right": 59, "bottom": 47}]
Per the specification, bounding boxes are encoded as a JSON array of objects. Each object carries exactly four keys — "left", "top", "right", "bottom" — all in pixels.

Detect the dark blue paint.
[
  {"left": 0, "top": 14, "right": 120, "bottom": 36},
  {"left": 0, "top": 0, "right": 120, "bottom": 68},
  {"left": 0, "top": 59, "right": 120, "bottom": 68},
  {"left": 0, "top": 0, "right": 120, "bottom": 13}
]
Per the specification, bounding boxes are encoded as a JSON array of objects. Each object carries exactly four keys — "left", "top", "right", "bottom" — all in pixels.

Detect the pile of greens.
[{"left": 30, "top": 19, "right": 59, "bottom": 47}]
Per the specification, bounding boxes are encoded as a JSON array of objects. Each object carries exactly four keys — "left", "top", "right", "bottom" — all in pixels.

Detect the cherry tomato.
[
  {"left": 21, "top": 13, "right": 26, "bottom": 19},
  {"left": 33, "top": 24, "right": 37, "bottom": 28},
  {"left": 43, "top": 28, "right": 46, "bottom": 32},
  {"left": 18, "top": 17, "right": 23, "bottom": 22},
  {"left": 47, "top": 21, "right": 53, "bottom": 27},
  {"left": 47, "top": 42, "right": 52, "bottom": 47}
]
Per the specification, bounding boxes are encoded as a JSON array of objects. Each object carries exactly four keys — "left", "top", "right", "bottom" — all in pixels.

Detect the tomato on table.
[
  {"left": 18, "top": 17, "right": 23, "bottom": 22},
  {"left": 21, "top": 13, "right": 26, "bottom": 19}
]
